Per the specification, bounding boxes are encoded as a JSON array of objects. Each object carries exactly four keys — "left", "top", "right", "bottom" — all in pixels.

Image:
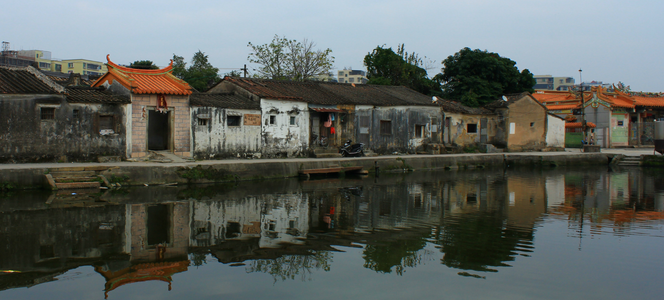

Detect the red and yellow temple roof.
[
  {"left": 533, "top": 86, "right": 664, "bottom": 111},
  {"left": 92, "top": 55, "right": 192, "bottom": 95}
]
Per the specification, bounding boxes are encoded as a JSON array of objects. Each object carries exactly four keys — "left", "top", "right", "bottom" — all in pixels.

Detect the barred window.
[{"left": 40, "top": 107, "right": 55, "bottom": 120}]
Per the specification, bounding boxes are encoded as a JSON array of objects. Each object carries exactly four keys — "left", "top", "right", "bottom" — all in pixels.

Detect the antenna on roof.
[{"left": 502, "top": 95, "right": 508, "bottom": 101}]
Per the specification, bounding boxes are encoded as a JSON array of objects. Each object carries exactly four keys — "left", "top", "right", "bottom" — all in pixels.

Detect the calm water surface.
[{"left": 1, "top": 166, "right": 663, "bottom": 299}]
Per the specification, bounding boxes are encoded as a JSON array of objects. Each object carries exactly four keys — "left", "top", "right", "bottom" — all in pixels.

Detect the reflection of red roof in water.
[
  {"left": 608, "top": 210, "right": 664, "bottom": 225},
  {"left": 95, "top": 260, "right": 189, "bottom": 299}
]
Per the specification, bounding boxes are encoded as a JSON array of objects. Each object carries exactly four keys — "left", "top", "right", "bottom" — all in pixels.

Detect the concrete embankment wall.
[{"left": 0, "top": 153, "right": 612, "bottom": 190}]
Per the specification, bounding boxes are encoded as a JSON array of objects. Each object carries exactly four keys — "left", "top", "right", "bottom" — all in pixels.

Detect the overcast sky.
[{"left": 3, "top": 0, "right": 662, "bottom": 92}]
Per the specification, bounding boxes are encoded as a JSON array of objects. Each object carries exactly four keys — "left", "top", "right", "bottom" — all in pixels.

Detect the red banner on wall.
[{"left": 157, "top": 94, "right": 168, "bottom": 110}]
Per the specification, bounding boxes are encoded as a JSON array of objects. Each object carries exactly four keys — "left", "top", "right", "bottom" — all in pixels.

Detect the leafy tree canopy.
[
  {"left": 435, "top": 47, "right": 535, "bottom": 107},
  {"left": 129, "top": 60, "right": 159, "bottom": 69},
  {"left": 248, "top": 35, "right": 334, "bottom": 81},
  {"left": 171, "top": 51, "right": 220, "bottom": 92},
  {"left": 363, "top": 44, "right": 441, "bottom": 96}
]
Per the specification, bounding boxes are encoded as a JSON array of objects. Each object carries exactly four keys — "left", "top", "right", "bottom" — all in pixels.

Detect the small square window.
[
  {"left": 269, "top": 115, "right": 277, "bottom": 125},
  {"left": 617, "top": 120, "right": 624, "bottom": 126},
  {"left": 100, "top": 115, "right": 114, "bottom": 130},
  {"left": 73, "top": 109, "right": 79, "bottom": 119},
  {"left": 68, "top": 63, "right": 74, "bottom": 68},
  {"left": 227, "top": 116, "right": 241, "bottom": 126},
  {"left": 198, "top": 118, "right": 208, "bottom": 126},
  {"left": 467, "top": 123, "right": 477, "bottom": 133},
  {"left": 380, "top": 120, "right": 392, "bottom": 135},
  {"left": 40, "top": 107, "right": 55, "bottom": 120},
  {"left": 290, "top": 116, "right": 296, "bottom": 126},
  {"left": 530, "top": 122, "right": 535, "bottom": 127}
]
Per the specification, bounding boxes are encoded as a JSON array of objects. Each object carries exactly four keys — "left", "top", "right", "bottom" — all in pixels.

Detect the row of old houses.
[{"left": 1, "top": 56, "right": 566, "bottom": 163}]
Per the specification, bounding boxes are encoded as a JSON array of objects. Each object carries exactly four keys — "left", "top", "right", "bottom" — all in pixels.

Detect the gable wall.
[
  {"left": 129, "top": 94, "right": 191, "bottom": 158},
  {"left": 261, "top": 99, "right": 309, "bottom": 157},
  {"left": 506, "top": 98, "right": 547, "bottom": 151}
]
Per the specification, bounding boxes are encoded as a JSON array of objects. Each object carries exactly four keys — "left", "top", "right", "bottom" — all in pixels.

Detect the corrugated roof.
[
  {"left": 92, "top": 55, "right": 192, "bottom": 95},
  {"left": 190, "top": 92, "right": 260, "bottom": 109},
  {"left": 0, "top": 66, "right": 63, "bottom": 94},
  {"left": 66, "top": 86, "right": 130, "bottom": 104}
]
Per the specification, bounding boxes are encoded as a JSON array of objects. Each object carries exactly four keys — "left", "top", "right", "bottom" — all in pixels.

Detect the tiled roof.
[
  {"left": 484, "top": 92, "right": 546, "bottom": 111},
  {"left": 0, "top": 66, "right": 64, "bottom": 94},
  {"left": 436, "top": 98, "right": 492, "bottom": 114},
  {"left": 190, "top": 92, "right": 260, "bottom": 109},
  {"left": 218, "top": 77, "right": 437, "bottom": 107},
  {"left": 633, "top": 96, "right": 664, "bottom": 107},
  {"left": 92, "top": 55, "right": 192, "bottom": 95},
  {"left": 566, "top": 122, "right": 596, "bottom": 128},
  {"left": 545, "top": 104, "right": 579, "bottom": 110},
  {"left": 41, "top": 70, "right": 96, "bottom": 86},
  {"left": 65, "top": 86, "right": 130, "bottom": 104}
]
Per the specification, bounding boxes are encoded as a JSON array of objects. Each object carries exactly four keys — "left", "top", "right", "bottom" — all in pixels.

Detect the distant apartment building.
[
  {"left": 534, "top": 75, "right": 575, "bottom": 91},
  {"left": 0, "top": 43, "right": 107, "bottom": 76},
  {"left": 337, "top": 69, "right": 368, "bottom": 84}
]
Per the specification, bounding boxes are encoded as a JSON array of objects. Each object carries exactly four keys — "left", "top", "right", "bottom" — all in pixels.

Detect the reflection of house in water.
[
  {"left": 0, "top": 195, "right": 190, "bottom": 297},
  {"left": 553, "top": 169, "right": 664, "bottom": 230},
  {"left": 190, "top": 193, "right": 309, "bottom": 250}
]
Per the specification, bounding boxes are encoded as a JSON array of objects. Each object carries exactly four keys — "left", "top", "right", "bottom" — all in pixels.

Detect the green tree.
[
  {"left": 248, "top": 35, "right": 334, "bottom": 81},
  {"left": 435, "top": 47, "right": 535, "bottom": 107},
  {"left": 129, "top": 60, "right": 159, "bottom": 69},
  {"left": 171, "top": 51, "right": 220, "bottom": 92},
  {"left": 363, "top": 44, "right": 441, "bottom": 96}
]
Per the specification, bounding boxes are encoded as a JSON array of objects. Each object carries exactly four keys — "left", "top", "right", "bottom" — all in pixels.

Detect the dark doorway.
[
  {"left": 147, "top": 204, "right": 171, "bottom": 246},
  {"left": 148, "top": 110, "right": 170, "bottom": 150}
]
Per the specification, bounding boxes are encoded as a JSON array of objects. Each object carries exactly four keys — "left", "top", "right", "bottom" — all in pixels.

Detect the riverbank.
[{"left": 2, "top": 149, "right": 645, "bottom": 190}]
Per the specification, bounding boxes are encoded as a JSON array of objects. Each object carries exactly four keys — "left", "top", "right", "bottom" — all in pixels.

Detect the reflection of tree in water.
[
  {"left": 245, "top": 251, "right": 332, "bottom": 282},
  {"left": 362, "top": 230, "right": 432, "bottom": 276},
  {"left": 435, "top": 212, "right": 534, "bottom": 272}
]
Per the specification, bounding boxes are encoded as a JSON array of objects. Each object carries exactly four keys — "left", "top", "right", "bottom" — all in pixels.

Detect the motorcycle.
[{"left": 339, "top": 140, "right": 364, "bottom": 157}]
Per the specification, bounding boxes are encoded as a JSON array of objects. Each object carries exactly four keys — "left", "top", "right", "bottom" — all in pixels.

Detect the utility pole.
[
  {"left": 242, "top": 64, "right": 248, "bottom": 78},
  {"left": 579, "top": 69, "right": 587, "bottom": 145}
]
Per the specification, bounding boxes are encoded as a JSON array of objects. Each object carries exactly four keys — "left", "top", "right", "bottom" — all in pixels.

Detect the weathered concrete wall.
[
  {"left": 0, "top": 94, "right": 127, "bottom": 163},
  {"left": 191, "top": 107, "right": 262, "bottom": 159},
  {"left": 610, "top": 112, "right": 630, "bottom": 147},
  {"left": 546, "top": 114, "right": 565, "bottom": 148},
  {"left": 368, "top": 106, "right": 442, "bottom": 154},
  {"left": 444, "top": 112, "right": 500, "bottom": 147},
  {"left": 261, "top": 99, "right": 309, "bottom": 157},
  {"left": 506, "top": 98, "right": 547, "bottom": 151},
  {"left": 129, "top": 94, "right": 191, "bottom": 159}
]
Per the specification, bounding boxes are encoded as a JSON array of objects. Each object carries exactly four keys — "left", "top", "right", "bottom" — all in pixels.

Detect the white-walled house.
[{"left": 190, "top": 92, "right": 262, "bottom": 159}]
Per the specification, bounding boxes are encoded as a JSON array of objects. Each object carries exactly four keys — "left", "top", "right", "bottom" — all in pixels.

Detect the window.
[
  {"left": 380, "top": 120, "right": 392, "bottom": 135},
  {"left": 530, "top": 122, "right": 535, "bottom": 127},
  {"left": 99, "top": 115, "right": 114, "bottom": 131},
  {"left": 290, "top": 116, "right": 296, "bottom": 126},
  {"left": 73, "top": 109, "right": 79, "bottom": 119},
  {"left": 349, "top": 78, "right": 355, "bottom": 83},
  {"left": 415, "top": 124, "right": 424, "bottom": 138},
  {"left": 617, "top": 120, "right": 624, "bottom": 126},
  {"left": 269, "top": 115, "right": 276, "bottom": 125},
  {"left": 227, "top": 115, "right": 241, "bottom": 126},
  {"left": 198, "top": 118, "right": 208, "bottom": 126},
  {"left": 40, "top": 107, "right": 55, "bottom": 120},
  {"left": 55, "top": 64, "right": 61, "bottom": 72},
  {"left": 467, "top": 123, "right": 477, "bottom": 133},
  {"left": 68, "top": 63, "right": 74, "bottom": 68},
  {"left": 83, "top": 63, "right": 87, "bottom": 68}
]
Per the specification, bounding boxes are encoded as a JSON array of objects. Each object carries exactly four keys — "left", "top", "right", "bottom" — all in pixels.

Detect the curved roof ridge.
[{"left": 106, "top": 54, "right": 174, "bottom": 74}]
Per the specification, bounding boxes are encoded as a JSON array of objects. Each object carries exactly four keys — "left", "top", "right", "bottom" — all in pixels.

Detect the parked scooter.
[{"left": 339, "top": 140, "right": 364, "bottom": 157}]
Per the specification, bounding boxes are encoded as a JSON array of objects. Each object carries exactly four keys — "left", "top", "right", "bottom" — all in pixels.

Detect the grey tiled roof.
[
  {"left": 0, "top": 66, "right": 62, "bottom": 94},
  {"left": 65, "top": 86, "right": 130, "bottom": 104},
  {"left": 190, "top": 92, "right": 260, "bottom": 109}
]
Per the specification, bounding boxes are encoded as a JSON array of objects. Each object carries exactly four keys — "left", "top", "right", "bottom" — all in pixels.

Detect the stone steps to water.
[
  {"left": 617, "top": 156, "right": 641, "bottom": 166},
  {"left": 45, "top": 168, "right": 111, "bottom": 190}
]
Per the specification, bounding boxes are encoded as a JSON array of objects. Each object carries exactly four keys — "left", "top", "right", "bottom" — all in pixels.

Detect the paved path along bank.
[{"left": 0, "top": 148, "right": 658, "bottom": 190}]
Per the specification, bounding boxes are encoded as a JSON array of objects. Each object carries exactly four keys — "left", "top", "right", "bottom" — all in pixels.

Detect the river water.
[{"left": 1, "top": 166, "right": 663, "bottom": 299}]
